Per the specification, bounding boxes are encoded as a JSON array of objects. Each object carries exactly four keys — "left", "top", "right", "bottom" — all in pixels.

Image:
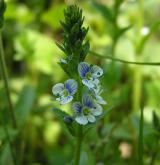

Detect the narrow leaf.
[{"left": 15, "top": 85, "right": 35, "bottom": 127}]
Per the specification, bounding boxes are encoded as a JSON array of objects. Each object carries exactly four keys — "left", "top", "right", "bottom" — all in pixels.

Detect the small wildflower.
[
  {"left": 78, "top": 62, "right": 103, "bottom": 89},
  {"left": 91, "top": 81, "right": 107, "bottom": 105},
  {"left": 73, "top": 95, "right": 102, "bottom": 125},
  {"left": 52, "top": 79, "right": 78, "bottom": 105}
]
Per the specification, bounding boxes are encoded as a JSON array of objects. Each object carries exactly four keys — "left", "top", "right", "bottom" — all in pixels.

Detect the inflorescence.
[
  {"left": 52, "top": 5, "right": 106, "bottom": 125},
  {"left": 52, "top": 62, "right": 106, "bottom": 125}
]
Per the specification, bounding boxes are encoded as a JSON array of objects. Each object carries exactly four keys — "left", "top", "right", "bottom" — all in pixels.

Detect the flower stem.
[
  {"left": 0, "top": 32, "right": 17, "bottom": 128},
  {"left": 89, "top": 51, "right": 160, "bottom": 66},
  {"left": 74, "top": 125, "right": 83, "bottom": 165}
]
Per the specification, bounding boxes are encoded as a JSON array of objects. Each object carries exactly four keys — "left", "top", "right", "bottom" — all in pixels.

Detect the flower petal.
[
  {"left": 65, "top": 79, "right": 78, "bottom": 95},
  {"left": 92, "top": 103, "right": 103, "bottom": 116},
  {"left": 82, "top": 79, "right": 94, "bottom": 88},
  {"left": 96, "top": 95, "right": 107, "bottom": 105},
  {"left": 75, "top": 115, "right": 88, "bottom": 125},
  {"left": 92, "top": 78, "right": 100, "bottom": 85},
  {"left": 90, "top": 65, "right": 103, "bottom": 78},
  {"left": 91, "top": 81, "right": 101, "bottom": 95},
  {"left": 52, "top": 83, "right": 64, "bottom": 96},
  {"left": 73, "top": 102, "right": 83, "bottom": 113},
  {"left": 82, "top": 95, "right": 93, "bottom": 108},
  {"left": 87, "top": 114, "right": 96, "bottom": 123},
  {"left": 78, "top": 62, "right": 90, "bottom": 78},
  {"left": 60, "top": 95, "right": 73, "bottom": 105}
]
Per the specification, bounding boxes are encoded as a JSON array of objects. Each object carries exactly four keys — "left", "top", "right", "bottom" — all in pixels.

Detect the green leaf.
[
  {"left": 79, "top": 151, "right": 88, "bottom": 165},
  {"left": 138, "top": 20, "right": 160, "bottom": 53},
  {"left": 0, "top": 143, "right": 12, "bottom": 165},
  {"left": 92, "top": 1, "right": 113, "bottom": 23},
  {"left": 116, "top": 25, "right": 132, "bottom": 39},
  {"left": 0, "top": 126, "right": 17, "bottom": 140},
  {"left": 53, "top": 108, "right": 76, "bottom": 136},
  {"left": 152, "top": 111, "right": 160, "bottom": 133},
  {"left": 0, "top": 0, "right": 6, "bottom": 28},
  {"left": 53, "top": 108, "right": 70, "bottom": 119},
  {"left": 14, "top": 85, "right": 35, "bottom": 127},
  {"left": 56, "top": 42, "right": 66, "bottom": 53}
]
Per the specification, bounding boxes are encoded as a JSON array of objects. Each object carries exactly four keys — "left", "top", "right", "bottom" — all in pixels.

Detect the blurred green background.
[{"left": 0, "top": 0, "right": 160, "bottom": 164}]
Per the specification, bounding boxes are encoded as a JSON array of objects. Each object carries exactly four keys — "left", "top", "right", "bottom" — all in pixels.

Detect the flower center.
[
  {"left": 86, "top": 72, "right": 91, "bottom": 80},
  {"left": 83, "top": 107, "right": 90, "bottom": 115},
  {"left": 63, "top": 89, "right": 69, "bottom": 97}
]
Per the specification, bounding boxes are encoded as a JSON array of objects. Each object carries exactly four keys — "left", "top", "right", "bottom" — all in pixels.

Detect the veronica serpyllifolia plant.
[{"left": 52, "top": 5, "right": 107, "bottom": 165}]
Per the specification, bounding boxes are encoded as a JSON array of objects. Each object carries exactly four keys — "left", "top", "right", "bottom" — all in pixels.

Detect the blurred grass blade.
[
  {"left": 92, "top": 1, "right": 113, "bottom": 23},
  {"left": 152, "top": 111, "right": 160, "bottom": 132},
  {"left": 15, "top": 85, "right": 35, "bottom": 127},
  {"left": 138, "top": 107, "right": 144, "bottom": 165},
  {"left": 116, "top": 25, "right": 132, "bottom": 38},
  {"left": 138, "top": 20, "right": 160, "bottom": 53},
  {"left": 0, "top": 0, "right": 6, "bottom": 29}
]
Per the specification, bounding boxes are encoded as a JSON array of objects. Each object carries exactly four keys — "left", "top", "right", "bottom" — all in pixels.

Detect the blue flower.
[
  {"left": 73, "top": 95, "right": 103, "bottom": 125},
  {"left": 78, "top": 62, "right": 103, "bottom": 89},
  {"left": 91, "top": 80, "right": 107, "bottom": 105},
  {"left": 52, "top": 79, "right": 78, "bottom": 105}
]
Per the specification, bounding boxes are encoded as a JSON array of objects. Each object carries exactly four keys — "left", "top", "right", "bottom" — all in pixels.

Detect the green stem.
[
  {"left": 89, "top": 51, "right": 160, "bottom": 66},
  {"left": 138, "top": 107, "right": 144, "bottom": 165},
  {"left": 0, "top": 33, "right": 17, "bottom": 128},
  {"left": 74, "top": 77, "right": 83, "bottom": 165},
  {"left": 111, "top": 39, "right": 117, "bottom": 57},
  {"left": 132, "top": 65, "right": 142, "bottom": 112},
  {"left": 132, "top": 0, "right": 144, "bottom": 112},
  {"left": 74, "top": 125, "right": 83, "bottom": 165}
]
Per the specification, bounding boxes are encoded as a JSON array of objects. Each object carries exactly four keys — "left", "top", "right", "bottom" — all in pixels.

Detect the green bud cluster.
[{"left": 57, "top": 5, "right": 90, "bottom": 78}]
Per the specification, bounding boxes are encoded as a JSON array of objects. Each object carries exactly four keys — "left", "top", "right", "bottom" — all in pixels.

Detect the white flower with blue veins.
[
  {"left": 91, "top": 80, "right": 107, "bottom": 105},
  {"left": 78, "top": 62, "right": 103, "bottom": 89},
  {"left": 52, "top": 79, "right": 78, "bottom": 105},
  {"left": 73, "top": 95, "right": 103, "bottom": 125}
]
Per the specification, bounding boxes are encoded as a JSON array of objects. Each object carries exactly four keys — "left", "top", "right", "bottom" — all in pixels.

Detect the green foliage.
[
  {"left": 0, "top": 0, "right": 160, "bottom": 164},
  {"left": 42, "top": 4, "right": 65, "bottom": 29},
  {"left": 92, "top": 0, "right": 130, "bottom": 43},
  {"left": 53, "top": 108, "right": 76, "bottom": 137},
  {"left": 0, "top": 0, "right": 6, "bottom": 29},
  {"left": 153, "top": 111, "right": 160, "bottom": 133},
  {"left": 15, "top": 85, "right": 35, "bottom": 127}
]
